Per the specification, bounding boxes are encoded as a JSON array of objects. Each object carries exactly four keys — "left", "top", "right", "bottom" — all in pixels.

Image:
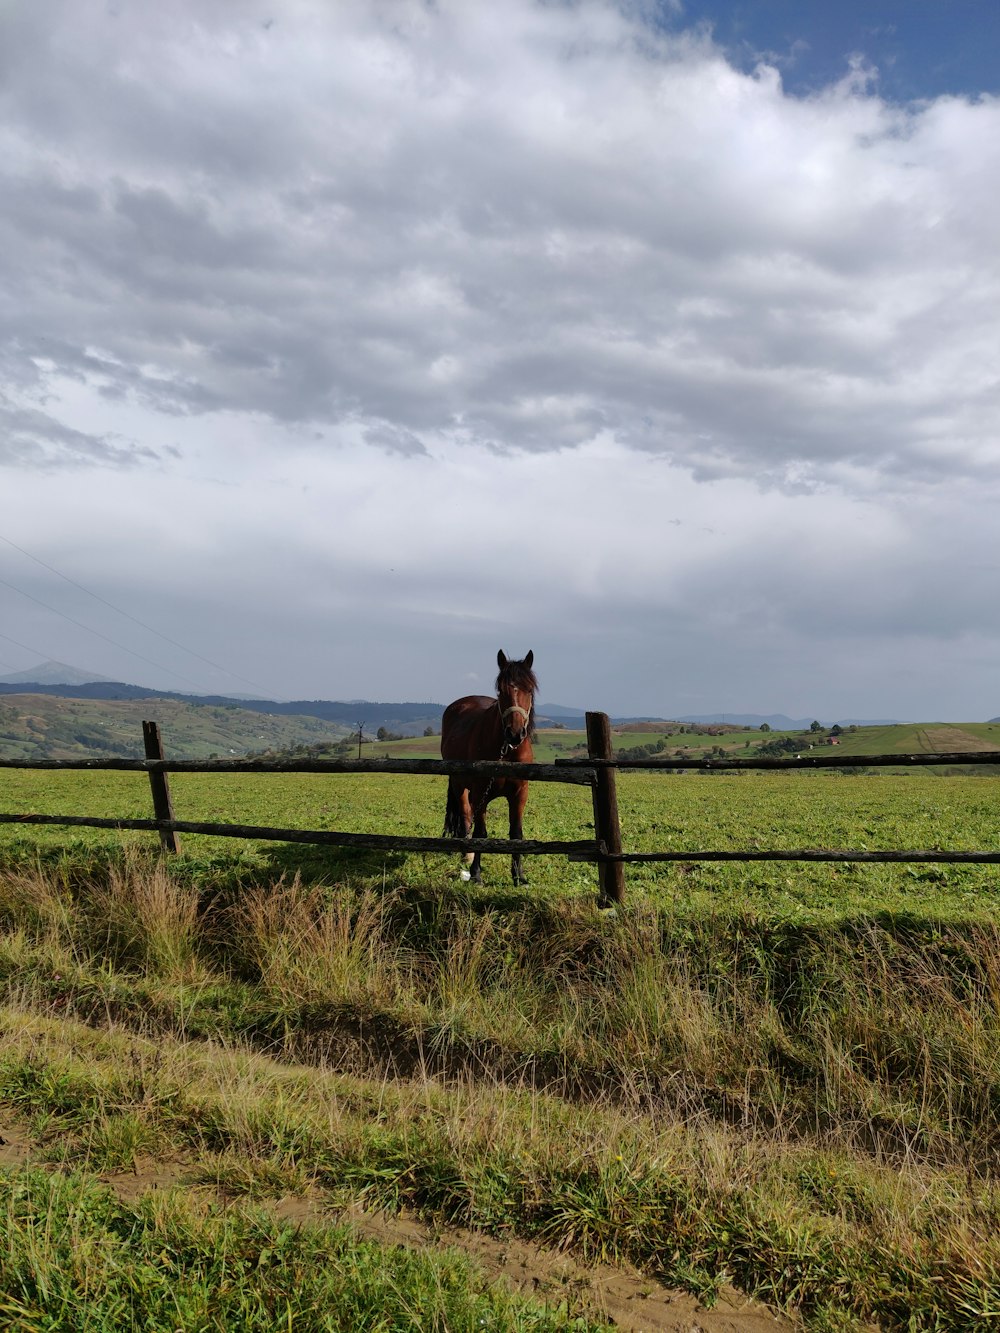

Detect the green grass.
[
  {"left": 2, "top": 768, "right": 1000, "bottom": 1326},
  {"left": 1, "top": 1000, "right": 999, "bottom": 1329},
  {"left": 0, "top": 1164, "right": 595, "bottom": 1331},
  {"left": 4, "top": 766, "right": 1000, "bottom": 922}
]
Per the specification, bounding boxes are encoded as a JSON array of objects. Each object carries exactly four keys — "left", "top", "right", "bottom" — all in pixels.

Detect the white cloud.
[{"left": 2, "top": 0, "right": 999, "bottom": 717}]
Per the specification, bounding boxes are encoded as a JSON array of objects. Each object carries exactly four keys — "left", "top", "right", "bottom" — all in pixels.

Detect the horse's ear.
[
  {"left": 524, "top": 650, "right": 533, "bottom": 669},
  {"left": 497, "top": 650, "right": 508, "bottom": 669}
]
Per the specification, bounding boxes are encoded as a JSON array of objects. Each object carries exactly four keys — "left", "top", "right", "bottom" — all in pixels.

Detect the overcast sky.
[{"left": 2, "top": 0, "right": 999, "bottom": 721}]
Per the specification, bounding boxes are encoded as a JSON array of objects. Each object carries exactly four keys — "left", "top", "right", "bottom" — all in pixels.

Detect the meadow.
[{"left": 1, "top": 763, "right": 1000, "bottom": 1328}]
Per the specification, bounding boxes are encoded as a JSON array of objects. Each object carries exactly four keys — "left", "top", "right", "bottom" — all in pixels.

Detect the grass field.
[
  {"left": 1, "top": 764, "right": 1000, "bottom": 1328},
  {"left": 5, "top": 764, "right": 1000, "bottom": 920}
]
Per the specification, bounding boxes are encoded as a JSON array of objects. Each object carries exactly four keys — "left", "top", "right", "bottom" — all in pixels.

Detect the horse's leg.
[
  {"left": 508, "top": 782, "right": 529, "bottom": 885},
  {"left": 459, "top": 787, "right": 477, "bottom": 882},
  {"left": 445, "top": 778, "right": 477, "bottom": 881},
  {"left": 469, "top": 784, "right": 488, "bottom": 885}
]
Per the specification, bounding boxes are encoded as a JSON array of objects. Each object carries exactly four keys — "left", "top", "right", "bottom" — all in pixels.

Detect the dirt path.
[
  {"left": 0, "top": 1115, "right": 795, "bottom": 1332},
  {"left": 338, "top": 1202, "right": 794, "bottom": 1332}
]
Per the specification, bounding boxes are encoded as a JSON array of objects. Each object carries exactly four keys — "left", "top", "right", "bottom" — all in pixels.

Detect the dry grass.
[
  {"left": 1, "top": 851, "right": 1000, "bottom": 1325},
  {"left": 232, "top": 875, "right": 413, "bottom": 1010},
  {"left": 1, "top": 1009, "right": 997, "bottom": 1326}
]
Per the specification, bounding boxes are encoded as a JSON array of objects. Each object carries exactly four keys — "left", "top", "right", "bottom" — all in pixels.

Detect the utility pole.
[{"left": 356, "top": 721, "right": 366, "bottom": 760}]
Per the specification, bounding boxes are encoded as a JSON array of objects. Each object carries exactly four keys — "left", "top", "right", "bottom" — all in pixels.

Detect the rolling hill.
[
  {"left": 1, "top": 667, "right": 996, "bottom": 765},
  {"left": 0, "top": 681, "right": 443, "bottom": 738},
  {"left": 0, "top": 694, "right": 351, "bottom": 762}
]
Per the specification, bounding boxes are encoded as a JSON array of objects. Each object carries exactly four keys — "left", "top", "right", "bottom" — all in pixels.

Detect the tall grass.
[
  {"left": 232, "top": 875, "right": 413, "bottom": 1011},
  {"left": 2, "top": 848, "right": 1000, "bottom": 1324},
  {"left": 2, "top": 854, "right": 1000, "bottom": 1168},
  {"left": 86, "top": 854, "right": 203, "bottom": 981}
]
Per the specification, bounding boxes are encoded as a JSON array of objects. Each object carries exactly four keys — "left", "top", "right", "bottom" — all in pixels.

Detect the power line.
[
  {"left": 0, "top": 574, "right": 209, "bottom": 692},
  {"left": 0, "top": 530, "right": 278, "bottom": 698},
  {"left": 0, "top": 627, "right": 67, "bottom": 663}
]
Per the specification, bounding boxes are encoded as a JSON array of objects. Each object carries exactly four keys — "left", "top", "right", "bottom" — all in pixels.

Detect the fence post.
[
  {"left": 142, "top": 721, "right": 180, "bottom": 854},
  {"left": 586, "top": 711, "right": 624, "bottom": 907}
]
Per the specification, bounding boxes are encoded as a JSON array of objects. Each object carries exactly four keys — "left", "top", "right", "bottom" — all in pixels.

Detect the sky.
[{"left": 2, "top": 0, "right": 999, "bottom": 722}]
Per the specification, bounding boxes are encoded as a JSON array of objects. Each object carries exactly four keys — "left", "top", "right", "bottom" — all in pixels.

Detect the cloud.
[
  {"left": 0, "top": 0, "right": 997, "bottom": 494},
  {"left": 2, "top": 1, "right": 999, "bottom": 721},
  {"left": 0, "top": 396, "right": 159, "bottom": 469},
  {"left": 4, "top": 418, "right": 998, "bottom": 717}
]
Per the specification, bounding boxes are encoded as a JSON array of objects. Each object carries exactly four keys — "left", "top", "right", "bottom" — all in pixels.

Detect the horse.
[{"left": 440, "top": 650, "right": 536, "bottom": 885}]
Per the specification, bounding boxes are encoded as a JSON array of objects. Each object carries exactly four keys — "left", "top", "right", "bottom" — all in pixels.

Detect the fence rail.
[
  {"left": 556, "top": 750, "right": 1000, "bottom": 770},
  {"left": 2, "top": 717, "right": 999, "bottom": 905},
  {"left": 0, "top": 720, "right": 605, "bottom": 872},
  {"left": 0, "top": 756, "right": 594, "bottom": 782},
  {"left": 0, "top": 813, "right": 600, "bottom": 860},
  {"left": 556, "top": 744, "right": 1000, "bottom": 882},
  {"left": 569, "top": 847, "right": 1000, "bottom": 864}
]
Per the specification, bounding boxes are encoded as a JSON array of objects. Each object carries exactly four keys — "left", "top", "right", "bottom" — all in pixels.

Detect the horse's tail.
[{"left": 443, "top": 780, "right": 468, "bottom": 840}]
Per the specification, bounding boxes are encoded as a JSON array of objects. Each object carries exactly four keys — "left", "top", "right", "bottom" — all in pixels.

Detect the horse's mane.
[{"left": 495, "top": 656, "right": 538, "bottom": 737}]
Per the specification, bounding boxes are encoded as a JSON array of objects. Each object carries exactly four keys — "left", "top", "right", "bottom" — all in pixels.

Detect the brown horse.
[{"left": 441, "top": 649, "right": 536, "bottom": 884}]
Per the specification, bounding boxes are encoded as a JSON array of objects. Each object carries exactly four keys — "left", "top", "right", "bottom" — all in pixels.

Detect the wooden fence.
[
  {"left": 3, "top": 715, "right": 1000, "bottom": 906},
  {"left": 0, "top": 719, "right": 609, "bottom": 886}
]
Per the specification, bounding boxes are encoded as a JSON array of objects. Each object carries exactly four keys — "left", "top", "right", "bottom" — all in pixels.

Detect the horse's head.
[{"left": 496, "top": 649, "right": 536, "bottom": 751}]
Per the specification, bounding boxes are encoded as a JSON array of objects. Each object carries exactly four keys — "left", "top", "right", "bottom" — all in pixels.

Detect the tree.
[
  {"left": 423, "top": 726, "right": 435, "bottom": 737},
  {"left": 810, "top": 720, "right": 823, "bottom": 732},
  {"left": 759, "top": 723, "right": 771, "bottom": 732},
  {"left": 756, "top": 735, "right": 801, "bottom": 758}
]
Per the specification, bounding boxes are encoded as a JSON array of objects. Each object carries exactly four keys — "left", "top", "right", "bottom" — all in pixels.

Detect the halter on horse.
[{"left": 440, "top": 650, "right": 536, "bottom": 884}]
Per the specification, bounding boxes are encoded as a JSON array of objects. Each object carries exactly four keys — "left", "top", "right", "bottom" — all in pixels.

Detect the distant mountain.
[
  {"left": 270, "top": 699, "right": 442, "bottom": 736},
  {"left": 536, "top": 701, "right": 587, "bottom": 718},
  {"left": 0, "top": 680, "right": 442, "bottom": 737},
  {"left": 0, "top": 673, "right": 914, "bottom": 735},
  {"left": 0, "top": 659, "right": 111, "bottom": 687}
]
